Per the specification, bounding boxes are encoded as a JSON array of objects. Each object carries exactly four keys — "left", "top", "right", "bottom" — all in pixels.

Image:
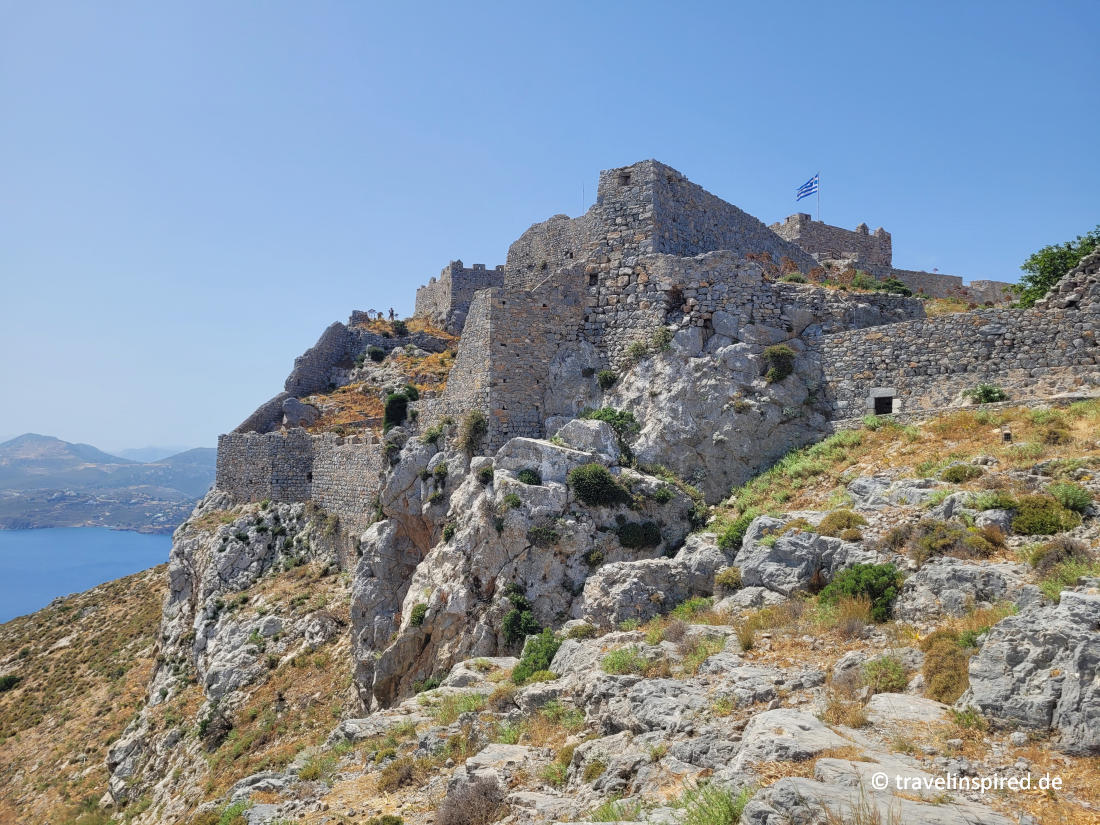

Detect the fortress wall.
[
  {"left": 414, "top": 262, "right": 505, "bottom": 334},
  {"left": 216, "top": 429, "right": 315, "bottom": 503},
  {"left": 284, "top": 322, "right": 353, "bottom": 397},
  {"left": 770, "top": 214, "right": 893, "bottom": 272},
  {"left": 818, "top": 308, "right": 1100, "bottom": 419},
  {"left": 505, "top": 213, "right": 598, "bottom": 290},
  {"left": 583, "top": 251, "right": 925, "bottom": 368},
  {"left": 216, "top": 429, "right": 384, "bottom": 530},
  {"left": 311, "top": 433, "right": 384, "bottom": 532},
  {"left": 484, "top": 272, "right": 586, "bottom": 449},
  {"left": 888, "top": 268, "right": 967, "bottom": 300}
]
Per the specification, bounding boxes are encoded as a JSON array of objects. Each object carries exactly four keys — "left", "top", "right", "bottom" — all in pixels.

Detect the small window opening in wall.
[
  {"left": 618, "top": 172, "right": 631, "bottom": 186},
  {"left": 874, "top": 396, "right": 894, "bottom": 415},
  {"left": 306, "top": 472, "right": 313, "bottom": 482},
  {"left": 589, "top": 274, "right": 598, "bottom": 287},
  {"left": 564, "top": 251, "right": 573, "bottom": 259}
]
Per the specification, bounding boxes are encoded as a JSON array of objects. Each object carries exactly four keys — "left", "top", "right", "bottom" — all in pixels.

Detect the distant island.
[{"left": 0, "top": 434, "right": 215, "bottom": 534}]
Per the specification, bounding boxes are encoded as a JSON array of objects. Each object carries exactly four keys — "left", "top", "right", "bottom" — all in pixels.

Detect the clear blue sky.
[{"left": 2, "top": 1, "right": 1096, "bottom": 452}]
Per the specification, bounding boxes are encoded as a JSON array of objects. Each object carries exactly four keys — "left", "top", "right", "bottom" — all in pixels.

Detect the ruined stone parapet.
[
  {"left": 770, "top": 213, "right": 893, "bottom": 272},
  {"left": 413, "top": 260, "right": 505, "bottom": 334},
  {"left": 1036, "top": 249, "right": 1100, "bottom": 311},
  {"left": 284, "top": 322, "right": 354, "bottom": 397}
]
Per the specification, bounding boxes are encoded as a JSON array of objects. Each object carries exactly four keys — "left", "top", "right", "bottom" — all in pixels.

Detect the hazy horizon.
[{"left": 3, "top": 1, "right": 1097, "bottom": 450}]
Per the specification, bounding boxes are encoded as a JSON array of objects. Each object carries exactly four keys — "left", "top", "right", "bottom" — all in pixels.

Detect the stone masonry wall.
[
  {"left": 818, "top": 307, "right": 1100, "bottom": 419},
  {"left": 770, "top": 213, "right": 892, "bottom": 272},
  {"left": 584, "top": 251, "right": 925, "bottom": 368},
  {"left": 414, "top": 261, "right": 505, "bottom": 334},
  {"left": 216, "top": 429, "right": 383, "bottom": 531}
]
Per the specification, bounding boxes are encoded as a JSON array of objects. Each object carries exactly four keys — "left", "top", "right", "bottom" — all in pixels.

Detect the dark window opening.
[
  {"left": 874, "top": 396, "right": 894, "bottom": 415},
  {"left": 564, "top": 251, "right": 573, "bottom": 259},
  {"left": 618, "top": 172, "right": 631, "bottom": 186},
  {"left": 589, "top": 274, "right": 598, "bottom": 287},
  {"left": 306, "top": 472, "right": 313, "bottom": 482}
]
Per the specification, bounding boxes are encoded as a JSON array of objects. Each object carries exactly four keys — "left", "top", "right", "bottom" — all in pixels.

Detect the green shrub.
[
  {"left": 877, "top": 277, "right": 913, "bottom": 296},
  {"left": 652, "top": 485, "right": 674, "bottom": 504},
  {"left": 0, "top": 674, "right": 21, "bottom": 693},
  {"left": 391, "top": 319, "right": 408, "bottom": 336},
  {"left": 763, "top": 344, "right": 795, "bottom": 382},
  {"left": 850, "top": 270, "right": 877, "bottom": 290},
  {"left": 616, "top": 520, "right": 661, "bottom": 549},
  {"left": 566, "top": 622, "right": 597, "bottom": 639},
  {"left": 568, "top": 463, "right": 630, "bottom": 507},
  {"left": 511, "top": 628, "right": 561, "bottom": 684},
  {"left": 402, "top": 383, "right": 420, "bottom": 401},
  {"left": 1048, "top": 482, "right": 1092, "bottom": 513},
  {"left": 501, "top": 492, "right": 522, "bottom": 510},
  {"left": 517, "top": 468, "right": 542, "bottom": 485},
  {"left": 651, "top": 327, "right": 674, "bottom": 352},
  {"left": 1011, "top": 494, "right": 1082, "bottom": 535},
  {"left": 367, "top": 346, "right": 385, "bottom": 363},
  {"left": 526, "top": 524, "right": 560, "bottom": 547},
  {"left": 457, "top": 410, "right": 488, "bottom": 454},
  {"left": 817, "top": 509, "right": 867, "bottom": 537},
  {"left": 818, "top": 563, "right": 903, "bottom": 623},
  {"left": 862, "top": 656, "right": 908, "bottom": 694},
  {"left": 596, "top": 369, "right": 618, "bottom": 390},
  {"left": 582, "top": 759, "right": 607, "bottom": 782},
  {"left": 477, "top": 466, "right": 494, "bottom": 484},
  {"left": 964, "top": 383, "right": 1008, "bottom": 404},
  {"left": 579, "top": 407, "right": 640, "bottom": 458},
  {"left": 680, "top": 783, "right": 754, "bottom": 825},
  {"left": 601, "top": 646, "right": 647, "bottom": 675},
  {"left": 780, "top": 272, "right": 807, "bottom": 283},
  {"left": 941, "top": 463, "right": 984, "bottom": 483},
  {"left": 716, "top": 510, "right": 757, "bottom": 551},
  {"left": 922, "top": 630, "right": 969, "bottom": 703},
  {"left": 409, "top": 603, "right": 428, "bottom": 627},
  {"left": 971, "top": 490, "right": 1018, "bottom": 511},
  {"left": 383, "top": 392, "right": 409, "bottom": 431},
  {"left": 433, "top": 462, "right": 448, "bottom": 483},
  {"left": 1039, "top": 558, "right": 1100, "bottom": 602},
  {"left": 442, "top": 522, "right": 456, "bottom": 541},
  {"left": 502, "top": 584, "right": 541, "bottom": 646},
  {"left": 714, "top": 567, "right": 742, "bottom": 591}
]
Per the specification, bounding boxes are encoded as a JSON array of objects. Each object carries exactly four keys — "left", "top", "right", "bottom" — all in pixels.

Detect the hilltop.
[
  {"left": 2, "top": 159, "right": 1098, "bottom": 825},
  {"left": 0, "top": 434, "right": 215, "bottom": 533}
]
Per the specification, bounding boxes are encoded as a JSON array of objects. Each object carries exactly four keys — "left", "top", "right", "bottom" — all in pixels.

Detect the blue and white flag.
[{"left": 796, "top": 173, "right": 819, "bottom": 202}]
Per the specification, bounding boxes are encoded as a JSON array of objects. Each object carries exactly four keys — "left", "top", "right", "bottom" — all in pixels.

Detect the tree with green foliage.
[{"left": 1013, "top": 226, "right": 1100, "bottom": 308}]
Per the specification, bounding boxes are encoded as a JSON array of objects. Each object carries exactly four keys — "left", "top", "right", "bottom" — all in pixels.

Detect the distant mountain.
[
  {"left": 115, "top": 445, "right": 194, "bottom": 462},
  {"left": 0, "top": 435, "right": 216, "bottom": 533}
]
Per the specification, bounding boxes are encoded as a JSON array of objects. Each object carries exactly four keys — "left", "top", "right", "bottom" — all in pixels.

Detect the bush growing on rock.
[
  {"left": 862, "top": 655, "right": 908, "bottom": 694},
  {"left": 763, "top": 344, "right": 796, "bottom": 382},
  {"left": 601, "top": 646, "right": 648, "bottom": 675},
  {"left": 818, "top": 563, "right": 902, "bottom": 623},
  {"left": 502, "top": 584, "right": 541, "bottom": 645},
  {"left": 1048, "top": 481, "right": 1092, "bottom": 513},
  {"left": 517, "top": 468, "right": 542, "bottom": 485},
  {"left": 1029, "top": 536, "right": 1092, "bottom": 575},
  {"left": 1011, "top": 494, "right": 1082, "bottom": 535},
  {"left": 715, "top": 566, "right": 742, "bottom": 592},
  {"left": 941, "top": 463, "right": 984, "bottom": 483},
  {"left": 383, "top": 391, "right": 410, "bottom": 431},
  {"left": 390, "top": 319, "right": 408, "bottom": 337},
  {"left": 907, "top": 519, "right": 1004, "bottom": 565},
  {"left": 566, "top": 622, "right": 596, "bottom": 639},
  {"left": 596, "top": 369, "right": 618, "bottom": 390},
  {"left": 457, "top": 409, "right": 488, "bottom": 454},
  {"left": 409, "top": 603, "right": 428, "bottom": 627},
  {"left": 568, "top": 463, "right": 630, "bottom": 507},
  {"left": 526, "top": 524, "right": 559, "bottom": 547},
  {"left": 476, "top": 465, "right": 494, "bottom": 484},
  {"left": 367, "top": 345, "right": 385, "bottom": 363},
  {"left": 579, "top": 407, "right": 640, "bottom": 459},
  {"left": 616, "top": 520, "right": 661, "bottom": 549},
  {"left": 964, "top": 383, "right": 1008, "bottom": 404},
  {"left": 511, "top": 628, "right": 560, "bottom": 685},
  {"left": 817, "top": 509, "right": 867, "bottom": 537},
  {"left": 716, "top": 510, "right": 757, "bottom": 551},
  {"left": 921, "top": 629, "right": 970, "bottom": 703}
]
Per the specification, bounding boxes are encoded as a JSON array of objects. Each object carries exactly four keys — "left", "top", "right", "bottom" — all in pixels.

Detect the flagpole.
[{"left": 816, "top": 171, "right": 821, "bottom": 222}]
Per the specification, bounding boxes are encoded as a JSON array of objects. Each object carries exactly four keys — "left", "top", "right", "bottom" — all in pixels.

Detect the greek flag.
[{"left": 796, "top": 173, "right": 819, "bottom": 202}]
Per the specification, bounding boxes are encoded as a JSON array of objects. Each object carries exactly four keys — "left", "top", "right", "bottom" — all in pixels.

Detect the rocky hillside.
[
  {"left": 3, "top": 401, "right": 1099, "bottom": 825},
  {"left": 0, "top": 434, "right": 215, "bottom": 532}
]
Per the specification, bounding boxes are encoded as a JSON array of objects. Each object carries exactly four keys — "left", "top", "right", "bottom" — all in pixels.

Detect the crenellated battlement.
[{"left": 413, "top": 259, "right": 505, "bottom": 334}]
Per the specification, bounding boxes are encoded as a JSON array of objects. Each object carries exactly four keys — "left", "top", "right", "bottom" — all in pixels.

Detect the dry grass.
[
  {"left": 719, "top": 404, "right": 1100, "bottom": 524},
  {"left": 754, "top": 746, "right": 875, "bottom": 783},
  {"left": 304, "top": 382, "right": 386, "bottom": 435},
  {"left": 0, "top": 566, "right": 167, "bottom": 825},
  {"left": 924, "top": 297, "right": 975, "bottom": 317}
]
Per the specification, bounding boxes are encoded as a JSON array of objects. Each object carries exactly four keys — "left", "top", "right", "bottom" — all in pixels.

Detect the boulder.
[
  {"left": 968, "top": 590, "right": 1100, "bottom": 754},
  {"left": 732, "top": 709, "right": 851, "bottom": 770},
  {"left": 893, "top": 558, "right": 1029, "bottom": 622},
  {"left": 553, "top": 419, "right": 620, "bottom": 462},
  {"left": 281, "top": 397, "right": 320, "bottom": 427},
  {"left": 736, "top": 516, "right": 879, "bottom": 595}
]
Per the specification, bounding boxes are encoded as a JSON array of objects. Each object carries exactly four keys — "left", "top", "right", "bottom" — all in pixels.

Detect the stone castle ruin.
[{"left": 216, "top": 158, "right": 1100, "bottom": 514}]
